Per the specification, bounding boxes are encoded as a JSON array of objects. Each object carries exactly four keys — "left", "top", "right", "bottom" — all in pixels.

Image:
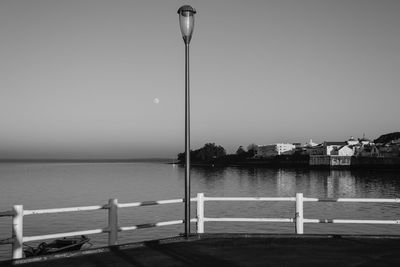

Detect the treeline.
[{"left": 177, "top": 143, "right": 257, "bottom": 164}]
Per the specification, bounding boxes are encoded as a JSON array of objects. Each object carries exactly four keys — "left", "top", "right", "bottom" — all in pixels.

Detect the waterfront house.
[
  {"left": 356, "top": 144, "right": 380, "bottom": 157},
  {"left": 309, "top": 141, "right": 353, "bottom": 167},
  {"left": 307, "top": 144, "right": 324, "bottom": 155},
  {"left": 323, "top": 142, "right": 347, "bottom": 155},
  {"left": 300, "top": 139, "right": 320, "bottom": 155},
  {"left": 330, "top": 145, "right": 355, "bottom": 156},
  {"left": 309, "top": 155, "right": 352, "bottom": 166},
  {"left": 378, "top": 143, "right": 400, "bottom": 157}
]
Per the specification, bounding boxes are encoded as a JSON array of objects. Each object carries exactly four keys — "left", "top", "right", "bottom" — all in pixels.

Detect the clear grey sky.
[{"left": 0, "top": 0, "right": 399, "bottom": 159}]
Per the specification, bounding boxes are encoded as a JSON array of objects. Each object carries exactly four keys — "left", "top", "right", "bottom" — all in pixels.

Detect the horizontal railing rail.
[
  {"left": 23, "top": 205, "right": 107, "bottom": 216},
  {"left": 1, "top": 193, "right": 399, "bottom": 260},
  {"left": 304, "top": 197, "right": 400, "bottom": 203},
  {"left": 118, "top": 198, "right": 184, "bottom": 208},
  {"left": 204, "top": 197, "right": 296, "bottom": 202},
  {"left": 303, "top": 219, "right": 400, "bottom": 224},
  {"left": 204, "top": 218, "right": 294, "bottom": 223},
  {"left": 0, "top": 210, "right": 15, "bottom": 217},
  {"left": 23, "top": 229, "right": 107, "bottom": 243}
]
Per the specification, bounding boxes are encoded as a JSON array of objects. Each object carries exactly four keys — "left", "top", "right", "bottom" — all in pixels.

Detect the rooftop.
[{"left": 324, "top": 141, "right": 347, "bottom": 146}]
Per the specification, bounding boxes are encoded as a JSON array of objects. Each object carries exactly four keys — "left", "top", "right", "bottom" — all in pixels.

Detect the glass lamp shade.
[{"left": 178, "top": 5, "right": 196, "bottom": 44}]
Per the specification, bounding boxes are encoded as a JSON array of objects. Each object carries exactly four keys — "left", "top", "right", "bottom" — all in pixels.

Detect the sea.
[{"left": 1, "top": 162, "right": 400, "bottom": 260}]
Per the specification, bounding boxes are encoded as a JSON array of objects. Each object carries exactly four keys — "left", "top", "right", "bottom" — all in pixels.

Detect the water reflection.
[
  {"left": 190, "top": 166, "right": 228, "bottom": 192},
  {"left": 187, "top": 166, "right": 400, "bottom": 199}
]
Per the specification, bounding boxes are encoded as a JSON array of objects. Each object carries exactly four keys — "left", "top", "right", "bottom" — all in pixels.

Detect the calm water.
[{"left": 1, "top": 162, "right": 400, "bottom": 260}]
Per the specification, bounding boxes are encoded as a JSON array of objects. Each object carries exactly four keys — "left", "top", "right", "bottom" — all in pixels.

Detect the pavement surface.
[{"left": 3, "top": 234, "right": 400, "bottom": 267}]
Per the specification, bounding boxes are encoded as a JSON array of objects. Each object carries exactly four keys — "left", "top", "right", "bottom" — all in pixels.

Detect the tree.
[
  {"left": 236, "top": 146, "right": 246, "bottom": 155},
  {"left": 177, "top": 143, "right": 226, "bottom": 163},
  {"left": 196, "top": 143, "right": 226, "bottom": 161},
  {"left": 177, "top": 150, "right": 196, "bottom": 163},
  {"left": 247, "top": 143, "right": 258, "bottom": 157}
]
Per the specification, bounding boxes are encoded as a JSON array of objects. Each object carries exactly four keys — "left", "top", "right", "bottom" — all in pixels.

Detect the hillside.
[{"left": 374, "top": 132, "right": 400, "bottom": 144}]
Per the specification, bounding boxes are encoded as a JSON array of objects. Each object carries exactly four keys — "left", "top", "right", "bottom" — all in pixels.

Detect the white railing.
[
  {"left": 196, "top": 193, "right": 400, "bottom": 236},
  {"left": 1, "top": 193, "right": 400, "bottom": 260},
  {"left": 0, "top": 197, "right": 195, "bottom": 259}
]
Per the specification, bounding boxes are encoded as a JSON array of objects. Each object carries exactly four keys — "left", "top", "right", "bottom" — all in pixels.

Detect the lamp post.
[{"left": 177, "top": 5, "right": 196, "bottom": 238}]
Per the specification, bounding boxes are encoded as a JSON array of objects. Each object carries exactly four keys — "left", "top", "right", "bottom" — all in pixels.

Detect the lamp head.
[{"left": 177, "top": 5, "right": 196, "bottom": 44}]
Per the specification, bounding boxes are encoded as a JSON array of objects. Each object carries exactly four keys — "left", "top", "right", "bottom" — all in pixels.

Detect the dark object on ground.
[{"left": 23, "top": 235, "right": 90, "bottom": 257}]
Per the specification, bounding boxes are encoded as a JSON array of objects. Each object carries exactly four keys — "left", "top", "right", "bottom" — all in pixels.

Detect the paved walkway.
[{"left": 4, "top": 234, "right": 400, "bottom": 267}]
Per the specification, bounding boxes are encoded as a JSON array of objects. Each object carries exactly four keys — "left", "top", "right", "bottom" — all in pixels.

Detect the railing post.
[
  {"left": 108, "top": 199, "right": 118, "bottom": 246},
  {"left": 12, "top": 205, "right": 23, "bottom": 259},
  {"left": 196, "top": 193, "right": 204, "bottom": 234},
  {"left": 295, "top": 193, "right": 304, "bottom": 234}
]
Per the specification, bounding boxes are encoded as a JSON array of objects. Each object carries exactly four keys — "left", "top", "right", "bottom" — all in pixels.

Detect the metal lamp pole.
[{"left": 178, "top": 5, "right": 196, "bottom": 238}]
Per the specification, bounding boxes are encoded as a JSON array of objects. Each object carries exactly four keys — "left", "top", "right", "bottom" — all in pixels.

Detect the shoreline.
[{"left": 171, "top": 158, "right": 400, "bottom": 170}]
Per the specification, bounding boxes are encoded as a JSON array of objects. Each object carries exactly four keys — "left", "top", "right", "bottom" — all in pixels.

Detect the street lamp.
[{"left": 177, "top": 5, "right": 196, "bottom": 238}]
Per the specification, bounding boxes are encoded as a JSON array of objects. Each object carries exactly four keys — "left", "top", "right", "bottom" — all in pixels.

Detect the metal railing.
[{"left": 1, "top": 193, "right": 400, "bottom": 260}]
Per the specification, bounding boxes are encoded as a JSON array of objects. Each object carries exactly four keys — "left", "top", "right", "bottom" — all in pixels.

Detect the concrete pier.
[{"left": 3, "top": 234, "right": 400, "bottom": 267}]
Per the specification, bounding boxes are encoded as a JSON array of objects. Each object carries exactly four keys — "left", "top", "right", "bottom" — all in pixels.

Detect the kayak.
[{"left": 24, "top": 235, "right": 90, "bottom": 257}]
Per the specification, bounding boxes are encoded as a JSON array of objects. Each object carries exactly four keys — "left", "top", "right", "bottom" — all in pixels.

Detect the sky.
[{"left": 0, "top": 0, "right": 399, "bottom": 159}]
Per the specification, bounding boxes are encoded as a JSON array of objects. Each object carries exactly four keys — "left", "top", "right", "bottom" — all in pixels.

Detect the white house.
[
  {"left": 324, "top": 142, "right": 347, "bottom": 155},
  {"left": 330, "top": 146, "right": 355, "bottom": 156}
]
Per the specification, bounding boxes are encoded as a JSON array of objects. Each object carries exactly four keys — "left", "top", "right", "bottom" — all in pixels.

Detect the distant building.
[
  {"left": 256, "top": 143, "right": 296, "bottom": 158},
  {"left": 309, "top": 141, "right": 354, "bottom": 166},
  {"left": 293, "top": 143, "right": 302, "bottom": 148},
  {"left": 330, "top": 146, "right": 354, "bottom": 156},
  {"left": 347, "top": 136, "right": 359, "bottom": 146},
  {"left": 323, "top": 142, "right": 347, "bottom": 155},
  {"left": 307, "top": 144, "right": 324, "bottom": 155},
  {"left": 378, "top": 143, "right": 400, "bottom": 157},
  {"left": 374, "top": 137, "right": 400, "bottom": 157},
  {"left": 298, "top": 139, "right": 319, "bottom": 155},
  {"left": 309, "top": 155, "right": 352, "bottom": 166},
  {"left": 359, "top": 135, "right": 371, "bottom": 145},
  {"left": 356, "top": 144, "right": 380, "bottom": 157},
  {"left": 392, "top": 138, "right": 400, "bottom": 144},
  {"left": 306, "top": 139, "right": 318, "bottom": 147}
]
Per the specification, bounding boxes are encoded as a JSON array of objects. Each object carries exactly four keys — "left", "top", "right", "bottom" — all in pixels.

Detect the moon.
[{"left": 153, "top": 98, "right": 160, "bottom": 104}]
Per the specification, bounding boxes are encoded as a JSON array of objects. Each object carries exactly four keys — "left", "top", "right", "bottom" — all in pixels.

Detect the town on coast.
[{"left": 177, "top": 132, "right": 400, "bottom": 168}]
